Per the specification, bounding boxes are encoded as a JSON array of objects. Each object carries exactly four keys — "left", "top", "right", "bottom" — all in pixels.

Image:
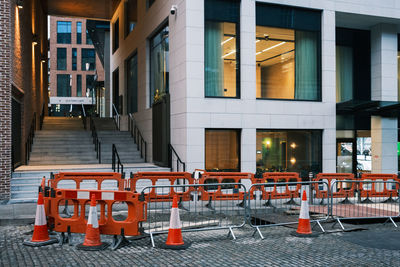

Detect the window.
[
  {"left": 125, "top": 0, "right": 137, "bottom": 36},
  {"left": 256, "top": 3, "right": 321, "bottom": 101},
  {"left": 72, "top": 48, "right": 77, "bottom": 71},
  {"left": 126, "top": 53, "right": 138, "bottom": 113},
  {"left": 205, "top": 129, "right": 240, "bottom": 172},
  {"left": 86, "top": 29, "right": 93, "bottom": 45},
  {"left": 204, "top": 0, "right": 240, "bottom": 98},
  {"left": 82, "top": 48, "right": 96, "bottom": 71},
  {"left": 57, "top": 74, "right": 71, "bottom": 97},
  {"left": 150, "top": 25, "right": 169, "bottom": 105},
  {"left": 57, "top": 48, "right": 67, "bottom": 70},
  {"left": 57, "top": 21, "right": 71, "bottom": 44},
  {"left": 113, "top": 19, "right": 119, "bottom": 53},
  {"left": 146, "top": 0, "right": 155, "bottom": 9},
  {"left": 86, "top": 75, "right": 95, "bottom": 97},
  {"left": 336, "top": 46, "right": 353, "bottom": 102},
  {"left": 113, "top": 69, "right": 120, "bottom": 112},
  {"left": 77, "top": 75, "right": 82, "bottom": 97},
  {"left": 256, "top": 130, "right": 322, "bottom": 178},
  {"left": 76, "top": 22, "right": 82, "bottom": 44},
  {"left": 398, "top": 34, "right": 400, "bottom": 101}
]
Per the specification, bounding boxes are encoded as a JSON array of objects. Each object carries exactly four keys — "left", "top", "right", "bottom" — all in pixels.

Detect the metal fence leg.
[
  {"left": 389, "top": 217, "right": 398, "bottom": 228},
  {"left": 150, "top": 232, "right": 155, "bottom": 248},
  {"left": 227, "top": 227, "right": 236, "bottom": 240},
  {"left": 252, "top": 227, "right": 264, "bottom": 240},
  {"left": 316, "top": 220, "right": 325, "bottom": 233},
  {"left": 336, "top": 218, "right": 345, "bottom": 230}
]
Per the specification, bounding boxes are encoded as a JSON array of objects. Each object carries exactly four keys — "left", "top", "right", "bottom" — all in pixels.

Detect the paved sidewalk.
[{"left": 1, "top": 224, "right": 400, "bottom": 266}]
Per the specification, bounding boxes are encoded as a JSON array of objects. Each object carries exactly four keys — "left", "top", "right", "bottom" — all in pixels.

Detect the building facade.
[
  {"left": 49, "top": 16, "right": 105, "bottom": 116},
  {"left": 111, "top": 0, "right": 400, "bottom": 177}
]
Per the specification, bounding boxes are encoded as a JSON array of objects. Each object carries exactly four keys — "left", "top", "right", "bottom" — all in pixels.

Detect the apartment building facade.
[
  {"left": 49, "top": 16, "right": 105, "bottom": 116},
  {"left": 111, "top": 0, "right": 400, "bottom": 177}
]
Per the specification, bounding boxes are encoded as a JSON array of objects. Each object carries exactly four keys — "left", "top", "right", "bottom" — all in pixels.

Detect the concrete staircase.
[
  {"left": 28, "top": 117, "right": 98, "bottom": 165},
  {"left": 93, "top": 117, "right": 146, "bottom": 164}
]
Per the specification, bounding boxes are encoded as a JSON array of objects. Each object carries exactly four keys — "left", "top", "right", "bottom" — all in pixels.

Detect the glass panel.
[
  {"left": 127, "top": 54, "right": 138, "bottom": 113},
  {"left": 57, "top": 74, "right": 71, "bottom": 97},
  {"left": 337, "top": 142, "right": 353, "bottom": 173},
  {"left": 86, "top": 29, "right": 93, "bottom": 45},
  {"left": 398, "top": 50, "right": 400, "bottom": 101},
  {"left": 357, "top": 136, "right": 371, "bottom": 173},
  {"left": 150, "top": 25, "right": 169, "bottom": 105},
  {"left": 86, "top": 75, "right": 95, "bottom": 97},
  {"left": 72, "top": 48, "right": 77, "bottom": 71},
  {"left": 113, "top": 19, "right": 119, "bottom": 52},
  {"left": 76, "top": 22, "right": 82, "bottom": 44},
  {"left": 336, "top": 46, "right": 353, "bottom": 102},
  {"left": 77, "top": 75, "right": 82, "bottom": 97},
  {"left": 256, "top": 26, "right": 318, "bottom": 100},
  {"left": 57, "top": 21, "right": 71, "bottom": 44},
  {"left": 57, "top": 48, "right": 67, "bottom": 70},
  {"left": 205, "top": 22, "right": 237, "bottom": 97},
  {"left": 125, "top": 0, "right": 137, "bottom": 35},
  {"left": 256, "top": 130, "right": 322, "bottom": 178},
  {"left": 81, "top": 48, "right": 96, "bottom": 71},
  {"left": 205, "top": 129, "right": 240, "bottom": 171}
]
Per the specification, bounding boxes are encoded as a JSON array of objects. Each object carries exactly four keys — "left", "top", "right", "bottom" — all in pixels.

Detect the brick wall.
[{"left": 0, "top": 0, "right": 11, "bottom": 199}]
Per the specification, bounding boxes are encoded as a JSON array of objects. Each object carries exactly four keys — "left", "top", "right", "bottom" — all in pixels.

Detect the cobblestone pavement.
[{"left": 1, "top": 223, "right": 400, "bottom": 266}]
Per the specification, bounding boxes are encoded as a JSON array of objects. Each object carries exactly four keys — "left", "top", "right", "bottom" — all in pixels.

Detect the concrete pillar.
[{"left": 370, "top": 24, "right": 398, "bottom": 174}]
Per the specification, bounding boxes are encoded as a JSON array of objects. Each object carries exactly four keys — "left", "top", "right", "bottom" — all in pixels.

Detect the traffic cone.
[
  {"left": 77, "top": 195, "right": 109, "bottom": 250},
  {"left": 23, "top": 192, "right": 58, "bottom": 247},
  {"left": 160, "top": 195, "right": 191, "bottom": 250},
  {"left": 292, "top": 190, "right": 315, "bottom": 237}
]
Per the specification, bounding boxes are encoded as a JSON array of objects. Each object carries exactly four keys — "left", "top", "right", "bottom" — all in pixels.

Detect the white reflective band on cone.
[
  {"left": 35, "top": 204, "right": 47, "bottom": 226},
  {"left": 87, "top": 205, "right": 99, "bottom": 228},
  {"left": 169, "top": 208, "right": 182, "bottom": 229},
  {"left": 299, "top": 200, "right": 310, "bottom": 220}
]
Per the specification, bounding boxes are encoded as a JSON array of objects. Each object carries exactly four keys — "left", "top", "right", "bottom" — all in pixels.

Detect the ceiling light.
[
  {"left": 256, "top": 42, "right": 286, "bottom": 55},
  {"left": 255, "top": 39, "right": 260, "bottom": 43},
  {"left": 17, "top": 0, "right": 23, "bottom": 9},
  {"left": 221, "top": 37, "right": 233, "bottom": 45},
  {"left": 32, "top": 34, "right": 38, "bottom": 46},
  {"left": 222, "top": 50, "right": 236, "bottom": 58}
]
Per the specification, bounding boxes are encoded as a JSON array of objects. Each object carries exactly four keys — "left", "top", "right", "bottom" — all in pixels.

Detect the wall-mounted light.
[
  {"left": 40, "top": 54, "right": 47, "bottom": 63},
  {"left": 290, "top": 157, "right": 296, "bottom": 165},
  {"left": 32, "top": 34, "right": 38, "bottom": 46},
  {"left": 16, "top": 0, "right": 23, "bottom": 9}
]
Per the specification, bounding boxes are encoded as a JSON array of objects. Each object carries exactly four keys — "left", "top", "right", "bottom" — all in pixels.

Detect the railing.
[
  {"left": 90, "top": 116, "right": 101, "bottom": 163},
  {"left": 39, "top": 105, "right": 45, "bottom": 130},
  {"left": 112, "top": 144, "right": 124, "bottom": 174},
  {"left": 112, "top": 104, "right": 120, "bottom": 130},
  {"left": 128, "top": 113, "right": 147, "bottom": 162},
  {"left": 81, "top": 104, "right": 86, "bottom": 130},
  {"left": 25, "top": 113, "right": 36, "bottom": 164},
  {"left": 168, "top": 144, "right": 186, "bottom": 172}
]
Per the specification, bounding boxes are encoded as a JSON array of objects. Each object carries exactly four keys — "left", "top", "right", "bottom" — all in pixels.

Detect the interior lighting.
[
  {"left": 256, "top": 41, "right": 286, "bottom": 56},
  {"left": 32, "top": 34, "right": 38, "bottom": 46},
  {"left": 290, "top": 157, "right": 296, "bottom": 164},
  {"left": 221, "top": 37, "right": 233, "bottom": 45},
  {"left": 17, "top": 0, "right": 23, "bottom": 9},
  {"left": 290, "top": 142, "right": 297, "bottom": 149},
  {"left": 222, "top": 50, "right": 236, "bottom": 58}
]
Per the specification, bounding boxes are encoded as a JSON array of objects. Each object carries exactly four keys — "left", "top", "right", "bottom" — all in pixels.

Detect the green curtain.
[
  {"left": 294, "top": 31, "right": 318, "bottom": 100},
  {"left": 336, "top": 46, "right": 353, "bottom": 102},
  {"left": 205, "top": 21, "right": 224, "bottom": 97}
]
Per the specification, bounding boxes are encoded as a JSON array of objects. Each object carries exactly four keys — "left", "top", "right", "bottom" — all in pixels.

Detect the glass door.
[{"left": 337, "top": 139, "right": 354, "bottom": 173}]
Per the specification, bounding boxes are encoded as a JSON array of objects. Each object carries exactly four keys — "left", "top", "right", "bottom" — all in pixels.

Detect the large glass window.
[
  {"left": 57, "top": 48, "right": 67, "bottom": 70},
  {"left": 57, "top": 21, "right": 71, "bottom": 44},
  {"left": 150, "top": 25, "right": 169, "bottom": 105},
  {"left": 113, "top": 19, "right": 119, "bottom": 53},
  {"left": 398, "top": 34, "right": 400, "bottom": 101},
  {"left": 256, "top": 3, "right": 321, "bottom": 101},
  {"left": 126, "top": 53, "right": 138, "bottom": 114},
  {"left": 336, "top": 46, "right": 353, "bottom": 102},
  {"left": 256, "top": 130, "right": 322, "bottom": 177},
  {"left": 77, "top": 75, "right": 82, "bottom": 97},
  {"left": 76, "top": 22, "right": 82, "bottom": 44},
  {"left": 57, "top": 74, "right": 71, "bottom": 97},
  {"left": 204, "top": 0, "right": 240, "bottom": 98},
  {"left": 72, "top": 48, "right": 77, "bottom": 71},
  {"left": 81, "top": 48, "right": 96, "bottom": 71},
  {"left": 86, "top": 75, "right": 95, "bottom": 97},
  {"left": 125, "top": 0, "right": 137, "bottom": 36},
  {"left": 205, "top": 129, "right": 240, "bottom": 171}
]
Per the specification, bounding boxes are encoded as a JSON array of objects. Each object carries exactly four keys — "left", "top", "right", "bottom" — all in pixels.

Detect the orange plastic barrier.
[
  {"left": 130, "top": 172, "right": 194, "bottom": 202},
  {"left": 261, "top": 172, "right": 301, "bottom": 199},
  {"left": 48, "top": 172, "right": 125, "bottom": 190},
  {"left": 359, "top": 173, "right": 399, "bottom": 198},
  {"left": 198, "top": 172, "right": 252, "bottom": 201},
  {"left": 47, "top": 188, "right": 146, "bottom": 236},
  {"left": 314, "top": 173, "right": 355, "bottom": 198}
]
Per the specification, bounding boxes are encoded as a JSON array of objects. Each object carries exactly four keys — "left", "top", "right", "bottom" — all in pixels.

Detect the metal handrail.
[
  {"left": 112, "top": 103, "right": 120, "bottom": 130},
  {"left": 128, "top": 113, "right": 147, "bottom": 162},
  {"left": 168, "top": 144, "right": 186, "bottom": 172},
  {"left": 90, "top": 116, "right": 101, "bottom": 163},
  {"left": 25, "top": 113, "right": 36, "bottom": 164},
  {"left": 112, "top": 144, "right": 124, "bottom": 174}
]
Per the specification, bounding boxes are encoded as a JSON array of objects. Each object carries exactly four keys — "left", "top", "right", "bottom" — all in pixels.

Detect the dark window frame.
[
  {"left": 77, "top": 74, "right": 82, "bottom": 97},
  {"left": 125, "top": 0, "right": 137, "bottom": 38},
  {"left": 125, "top": 51, "right": 138, "bottom": 114},
  {"left": 57, "top": 21, "right": 72, "bottom": 44},
  {"left": 72, "top": 48, "right": 77, "bottom": 71},
  {"left": 81, "top": 48, "right": 96, "bottom": 71},
  {"left": 57, "top": 48, "right": 67, "bottom": 70},
  {"left": 57, "top": 74, "right": 71, "bottom": 97},
  {"left": 113, "top": 18, "right": 120, "bottom": 53}
]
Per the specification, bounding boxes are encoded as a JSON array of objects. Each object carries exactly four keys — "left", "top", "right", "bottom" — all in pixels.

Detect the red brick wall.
[{"left": 0, "top": 0, "right": 11, "bottom": 199}]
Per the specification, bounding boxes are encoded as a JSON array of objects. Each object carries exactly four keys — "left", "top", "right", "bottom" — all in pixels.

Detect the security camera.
[{"left": 170, "top": 5, "right": 177, "bottom": 15}]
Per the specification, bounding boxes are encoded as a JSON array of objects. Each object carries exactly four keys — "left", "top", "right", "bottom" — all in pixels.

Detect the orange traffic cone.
[
  {"left": 292, "top": 190, "right": 315, "bottom": 237},
  {"left": 77, "top": 195, "right": 109, "bottom": 250},
  {"left": 23, "top": 192, "right": 57, "bottom": 247},
  {"left": 160, "top": 195, "right": 191, "bottom": 250}
]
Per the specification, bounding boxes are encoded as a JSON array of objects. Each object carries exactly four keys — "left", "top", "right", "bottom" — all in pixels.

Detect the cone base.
[
  {"left": 23, "top": 238, "right": 58, "bottom": 247},
  {"left": 160, "top": 240, "right": 191, "bottom": 250},
  {"left": 290, "top": 231, "right": 318, "bottom": 238},
  {"left": 77, "top": 242, "right": 110, "bottom": 251}
]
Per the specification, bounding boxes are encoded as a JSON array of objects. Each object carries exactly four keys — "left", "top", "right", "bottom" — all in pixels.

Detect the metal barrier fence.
[
  {"left": 247, "top": 181, "right": 330, "bottom": 239},
  {"left": 140, "top": 183, "right": 247, "bottom": 247},
  {"left": 330, "top": 180, "right": 400, "bottom": 230}
]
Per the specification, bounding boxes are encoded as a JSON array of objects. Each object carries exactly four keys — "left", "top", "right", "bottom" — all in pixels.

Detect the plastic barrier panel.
[
  {"left": 49, "top": 172, "right": 125, "bottom": 191},
  {"left": 360, "top": 174, "right": 399, "bottom": 198},
  {"left": 314, "top": 173, "right": 355, "bottom": 199},
  {"left": 260, "top": 172, "right": 301, "bottom": 200}
]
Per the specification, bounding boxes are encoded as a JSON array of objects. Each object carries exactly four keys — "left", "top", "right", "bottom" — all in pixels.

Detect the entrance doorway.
[{"left": 336, "top": 139, "right": 355, "bottom": 173}]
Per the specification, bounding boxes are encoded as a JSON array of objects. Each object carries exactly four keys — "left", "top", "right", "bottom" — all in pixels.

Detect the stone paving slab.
[{"left": 2, "top": 223, "right": 400, "bottom": 266}]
